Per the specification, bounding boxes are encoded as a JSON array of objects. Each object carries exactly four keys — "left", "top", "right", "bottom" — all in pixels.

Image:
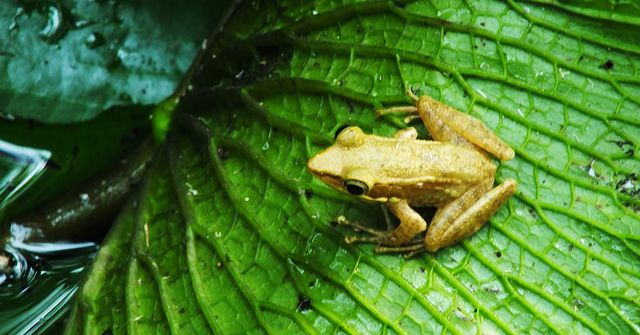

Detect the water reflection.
[
  {"left": 0, "top": 140, "right": 94, "bottom": 334},
  {"left": 0, "top": 241, "right": 96, "bottom": 335},
  {"left": 0, "top": 139, "right": 50, "bottom": 216}
]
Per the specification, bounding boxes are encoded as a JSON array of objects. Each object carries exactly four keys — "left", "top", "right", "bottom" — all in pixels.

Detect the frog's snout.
[
  {"left": 307, "top": 150, "right": 342, "bottom": 179},
  {"left": 307, "top": 151, "right": 344, "bottom": 191},
  {"left": 307, "top": 151, "right": 332, "bottom": 177},
  {"left": 306, "top": 155, "right": 321, "bottom": 175}
]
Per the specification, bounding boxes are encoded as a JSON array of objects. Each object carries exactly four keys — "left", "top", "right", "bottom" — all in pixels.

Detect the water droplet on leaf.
[
  {"left": 39, "top": 4, "right": 70, "bottom": 44},
  {"left": 85, "top": 32, "right": 105, "bottom": 49}
]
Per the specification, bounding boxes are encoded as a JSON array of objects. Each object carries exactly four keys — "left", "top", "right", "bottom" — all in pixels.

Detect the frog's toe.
[
  {"left": 333, "top": 215, "right": 413, "bottom": 248},
  {"left": 405, "top": 87, "right": 419, "bottom": 101},
  {"left": 344, "top": 230, "right": 406, "bottom": 247},
  {"left": 375, "top": 242, "right": 427, "bottom": 258},
  {"left": 334, "top": 216, "right": 386, "bottom": 237},
  {"left": 344, "top": 234, "right": 385, "bottom": 244}
]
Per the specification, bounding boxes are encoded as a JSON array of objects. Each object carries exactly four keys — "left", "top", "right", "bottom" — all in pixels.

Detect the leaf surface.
[
  {"left": 0, "top": 0, "right": 221, "bottom": 123},
  {"left": 69, "top": 1, "right": 640, "bottom": 334}
]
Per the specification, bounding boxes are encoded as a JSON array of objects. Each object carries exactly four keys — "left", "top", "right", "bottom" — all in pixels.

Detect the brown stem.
[{"left": 4, "top": 138, "right": 155, "bottom": 243}]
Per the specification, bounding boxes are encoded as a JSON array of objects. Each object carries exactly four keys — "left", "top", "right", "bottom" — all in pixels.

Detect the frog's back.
[
  {"left": 359, "top": 137, "right": 496, "bottom": 205},
  {"left": 360, "top": 137, "right": 494, "bottom": 180}
]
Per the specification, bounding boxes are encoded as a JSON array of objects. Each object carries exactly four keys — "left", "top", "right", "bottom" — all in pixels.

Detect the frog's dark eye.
[{"left": 344, "top": 180, "right": 368, "bottom": 196}]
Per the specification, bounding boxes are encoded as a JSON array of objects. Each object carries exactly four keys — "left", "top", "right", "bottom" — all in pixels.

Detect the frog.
[{"left": 307, "top": 90, "right": 517, "bottom": 255}]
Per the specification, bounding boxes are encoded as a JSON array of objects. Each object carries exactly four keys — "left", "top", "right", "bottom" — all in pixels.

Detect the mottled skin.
[{"left": 307, "top": 92, "right": 517, "bottom": 254}]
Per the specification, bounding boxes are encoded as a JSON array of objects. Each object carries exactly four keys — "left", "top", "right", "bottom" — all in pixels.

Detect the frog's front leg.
[
  {"left": 393, "top": 127, "right": 418, "bottom": 139},
  {"left": 340, "top": 199, "right": 427, "bottom": 247},
  {"left": 383, "top": 200, "right": 427, "bottom": 246}
]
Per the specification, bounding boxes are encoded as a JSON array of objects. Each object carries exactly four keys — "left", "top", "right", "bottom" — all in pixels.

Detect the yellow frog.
[{"left": 307, "top": 90, "right": 517, "bottom": 255}]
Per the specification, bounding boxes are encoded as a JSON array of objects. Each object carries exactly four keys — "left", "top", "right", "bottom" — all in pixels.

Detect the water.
[
  {"left": 0, "top": 240, "right": 96, "bottom": 335},
  {"left": 0, "top": 140, "right": 94, "bottom": 334},
  {"left": 0, "top": 101, "right": 152, "bottom": 334},
  {"left": 9, "top": 1, "right": 74, "bottom": 44},
  {"left": 0, "top": 140, "right": 50, "bottom": 215},
  {"left": 38, "top": 5, "right": 64, "bottom": 43}
]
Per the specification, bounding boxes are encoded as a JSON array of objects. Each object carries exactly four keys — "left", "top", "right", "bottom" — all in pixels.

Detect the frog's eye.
[
  {"left": 334, "top": 125, "right": 351, "bottom": 139},
  {"left": 344, "top": 180, "right": 368, "bottom": 196},
  {"left": 336, "top": 126, "right": 365, "bottom": 148}
]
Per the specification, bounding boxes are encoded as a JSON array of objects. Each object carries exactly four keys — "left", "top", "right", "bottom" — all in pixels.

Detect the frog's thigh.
[
  {"left": 384, "top": 200, "right": 427, "bottom": 246},
  {"left": 393, "top": 127, "right": 418, "bottom": 139},
  {"left": 417, "top": 96, "right": 514, "bottom": 161},
  {"left": 424, "top": 178, "right": 517, "bottom": 252}
]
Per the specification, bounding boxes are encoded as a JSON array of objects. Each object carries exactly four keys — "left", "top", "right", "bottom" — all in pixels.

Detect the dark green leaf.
[
  {"left": 0, "top": 107, "right": 149, "bottom": 218},
  {"left": 0, "top": 0, "right": 222, "bottom": 123}
]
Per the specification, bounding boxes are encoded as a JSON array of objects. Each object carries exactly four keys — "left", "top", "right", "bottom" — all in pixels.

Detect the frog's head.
[{"left": 307, "top": 126, "right": 376, "bottom": 197}]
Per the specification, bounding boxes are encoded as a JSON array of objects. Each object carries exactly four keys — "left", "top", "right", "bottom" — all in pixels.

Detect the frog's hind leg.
[
  {"left": 416, "top": 95, "right": 515, "bottom": 161},
  {"left": 423, "top": 178, "right": 517, "bottom": 253}
]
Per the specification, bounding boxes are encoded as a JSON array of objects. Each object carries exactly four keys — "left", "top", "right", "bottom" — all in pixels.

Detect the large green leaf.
[{"left": 68, "top": 1, "right": 640, "bottom": 334}]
